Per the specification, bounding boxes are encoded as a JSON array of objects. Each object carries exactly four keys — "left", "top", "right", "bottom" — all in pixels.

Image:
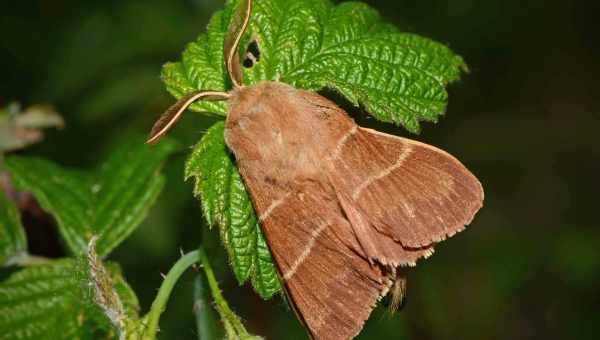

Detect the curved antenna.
[
  {"left": 224, "top": 0, "right": 253, "bottom": 88},
  {"left": 147, "top": 90, "right": 230, "bottom": 144}
]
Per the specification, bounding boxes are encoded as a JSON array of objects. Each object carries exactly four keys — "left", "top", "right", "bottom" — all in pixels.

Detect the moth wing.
[
  {"left": 240, "top": 174, "right": 429, "bottom": 340},
  {"left": 329, "top": 127, "right": 484, "bottom": 250}
]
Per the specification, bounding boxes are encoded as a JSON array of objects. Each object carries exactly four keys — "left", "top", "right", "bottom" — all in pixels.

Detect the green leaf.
[
  {"left": 0, "top": 190, "right": 27, "bottom": 266},
  {"left": 185, "top": 122, "right": 280, "bottom": 299},
  {"left": 0, "top": 259, "right": 139, "bottom": 340},
  {"left": 162, "top": 0, "right": 466, "bottom": 132},
  {"left": 4, "top": 137, "right": 177, "bottom": 257}
]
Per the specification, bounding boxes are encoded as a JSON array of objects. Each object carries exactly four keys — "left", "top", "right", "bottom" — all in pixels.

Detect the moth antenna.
[
  {"left": 224, "top": 0, "right": 253, "bottom": 88},
  {"left": 146, "top": 90, "right": 229, "bottom": 144}
]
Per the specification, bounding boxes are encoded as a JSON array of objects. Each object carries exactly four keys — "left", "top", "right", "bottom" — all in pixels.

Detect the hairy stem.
[
  {"left": 143, "top": 246, "right": 253, "bottom": 340},
  {"left": 144, "top": 250, "right": 200, "bottom": 340},
  {"left": 197, "top": 247, "right": 251, "bottom": 338}
]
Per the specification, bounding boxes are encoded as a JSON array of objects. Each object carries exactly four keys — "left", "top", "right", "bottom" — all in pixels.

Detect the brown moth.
[{"left": 148, "top": 0, "right": 484, "bottom": 339}]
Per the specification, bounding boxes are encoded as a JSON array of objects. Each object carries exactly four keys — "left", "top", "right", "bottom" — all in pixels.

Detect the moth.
[{"left": 148, "top": 0, "right": 484, "bottom": 339}]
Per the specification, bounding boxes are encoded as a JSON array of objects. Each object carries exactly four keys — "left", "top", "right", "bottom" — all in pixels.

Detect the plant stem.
[
  {"left": 193, "top": 274, "right": 218, "bottom": 340},
  {"left": 144, "top": 250, "right": 200, "bottom": 340},
  {"left": 197, "top": 247, "right": 250, "bottom": 338},
  {"left": 143, "top": 246, "right": 253, "bottom": 340}
]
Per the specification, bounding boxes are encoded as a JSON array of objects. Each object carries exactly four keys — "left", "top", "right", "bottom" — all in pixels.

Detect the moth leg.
[{"left": 389, "top": 269, "right": 408, "bottom": 311}]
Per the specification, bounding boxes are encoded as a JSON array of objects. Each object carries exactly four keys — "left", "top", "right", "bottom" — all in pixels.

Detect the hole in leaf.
[{"left": 243, "top": 39, "right": 260, "bottom": 68}]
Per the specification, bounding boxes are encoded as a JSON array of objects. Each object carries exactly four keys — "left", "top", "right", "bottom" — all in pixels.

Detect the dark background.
[{"left": 1, "top": 0, "right": 599, "bottom": 339}]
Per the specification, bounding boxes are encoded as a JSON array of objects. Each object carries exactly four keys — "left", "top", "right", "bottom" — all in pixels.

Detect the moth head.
[{"left": 146, "top": 0, "right": 253, "bottom": 144}]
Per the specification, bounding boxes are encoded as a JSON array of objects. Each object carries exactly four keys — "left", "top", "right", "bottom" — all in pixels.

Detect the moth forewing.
[{"left": 329, "top": 127, "right": 484, "bottom": 249}]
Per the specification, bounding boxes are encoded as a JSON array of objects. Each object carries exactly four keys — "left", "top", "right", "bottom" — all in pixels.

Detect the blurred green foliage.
[{"left": 1, "top": 0, "right": 598, "bottom": 339}]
